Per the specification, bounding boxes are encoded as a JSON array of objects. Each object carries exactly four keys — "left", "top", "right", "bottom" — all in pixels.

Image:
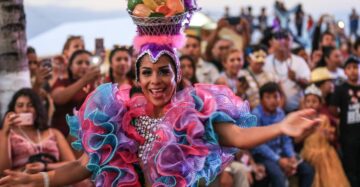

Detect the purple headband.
[{"left": 135, "top": 43, "right": 181, "bottom": 82}]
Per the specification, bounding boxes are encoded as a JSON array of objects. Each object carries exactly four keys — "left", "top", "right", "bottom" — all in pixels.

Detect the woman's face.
[
  {"left": 224, "top": 51, "right": 243, "bottom": 76},
  {"left": 65, "top": 39, "right": 85, "bottom": 59},
  {"left": 111, "top": 51, "right": 131, "bottom": 76},
  {"left": 180, "top": 58, "right": 195, "bottom": 81},
  {"left": 14, "top": 96, "right": 36, "bottom": 122},
  {"left": 139, "top": 54, "right": 177, "bottom": 110},
  {"left": 304, "top": 94, "right": 321, "bottom": 110},
  {"left": 320, "top": 80, "right": 334, "bottom": 96},
  {"left": 70, "top": 53, "right": 91, "bottom": 79}
]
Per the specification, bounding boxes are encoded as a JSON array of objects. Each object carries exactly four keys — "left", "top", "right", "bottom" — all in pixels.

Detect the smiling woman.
[{"left": 0, "top": 1, "right": 320, "bottom": 187}]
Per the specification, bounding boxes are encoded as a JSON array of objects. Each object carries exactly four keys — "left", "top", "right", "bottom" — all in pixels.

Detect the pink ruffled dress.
[{"left": 67, "top": 83, "right": 256, "bottom": 187}]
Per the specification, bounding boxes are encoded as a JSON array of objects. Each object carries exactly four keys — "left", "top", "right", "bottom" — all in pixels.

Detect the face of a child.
[
  {"left": 261, "top": 92, "right": 280, "bottom": 113},
  {"left": 304, "top": 94, "right": 321, "bottom": 110},
  {"left": 345, "top": 63, "right": 359, "bottom": 83}
]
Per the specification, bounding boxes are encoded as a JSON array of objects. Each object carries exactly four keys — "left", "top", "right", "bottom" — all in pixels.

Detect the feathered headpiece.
[{"left": 127, "top": 0, "right": 199, "bottom": 82}]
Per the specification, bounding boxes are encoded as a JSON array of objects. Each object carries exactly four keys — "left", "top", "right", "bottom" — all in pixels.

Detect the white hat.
[{"left": 304, "top": 84, "right": 322, "bottom": 97}]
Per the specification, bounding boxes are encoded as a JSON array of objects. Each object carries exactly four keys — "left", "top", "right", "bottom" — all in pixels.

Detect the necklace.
[
  {"left": 17, "top": 127, "right": 43, "bottom": 153},
  {"left": 272, "top": 55, "right": 293, "bottom": 77}
]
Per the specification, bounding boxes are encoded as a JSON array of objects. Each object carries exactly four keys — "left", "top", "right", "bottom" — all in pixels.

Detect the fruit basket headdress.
[{"left": 127, "top": 0, "right": 199, "bottom": 82}]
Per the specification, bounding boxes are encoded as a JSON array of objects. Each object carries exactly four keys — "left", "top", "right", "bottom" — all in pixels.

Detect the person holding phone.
[
  {"left": 51, "top": 50, "right": 101, "bottom": 138},
  {"left": 0, "top": 88, "right": 76, "bottom": 176}
]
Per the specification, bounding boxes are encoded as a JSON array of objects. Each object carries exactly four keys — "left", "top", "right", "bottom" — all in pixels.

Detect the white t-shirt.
[
  {"left": 196, "top": 58, "right": 220, "bottom": 84},
  {"left": 264, "top": 54, "right": 311, "bottom": 112}
]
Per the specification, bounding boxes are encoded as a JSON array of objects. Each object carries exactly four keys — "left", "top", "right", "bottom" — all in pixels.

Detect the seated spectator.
[
  {"left": 51, "top": 50, "right": 100, "bottom": 137},
  {"left": 251, "top": 82, "right": 314, "bottom": 187},
  {"left": 181, "top": 35, "right": 219, "bottom": 84},
  {"left": 205, "top": 37, "right": 234, "bottom": 72},
  {"left": 209, "top": 150, "right": 266, "bottom": 187},
  {"left": 0, "top": 88, "right": 75, "bottom": 176},
  {"left": 239, "top": 45, "right": 278, "bottom": 109},
  {"left": 299, "top": 85, "right": 350, "bottom": 187},
  {"left": 215, "top": 49, "right": 244, "bottom": 93},
  {"left": 310, "top": 68, "right": 338, "bottom": 127},
  {"left": 180, "top": 55, "right": 198, "bottom": 85}
]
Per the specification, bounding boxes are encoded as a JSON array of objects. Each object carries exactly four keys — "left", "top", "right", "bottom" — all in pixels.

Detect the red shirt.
[{"left": 51, "top": 78, "right": 94, "bottom": 136}]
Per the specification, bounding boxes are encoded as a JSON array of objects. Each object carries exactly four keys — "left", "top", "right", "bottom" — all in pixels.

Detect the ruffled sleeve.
[
  {"left": 66, "top": 83, "right": 142, "bottom": 187},
  {"left": 144, "top": 84, "right": 257, "bottom": 187}
]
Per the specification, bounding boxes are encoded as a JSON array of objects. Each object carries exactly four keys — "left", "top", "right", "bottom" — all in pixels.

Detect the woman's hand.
[
  {"left": 25, "top": 162, "right": 45, "bottom": 174},
  {"left": 0, "top": 170, "right": 35, "bottom": 187},
  {"left": 279, "top": 109, "right": 319, "bottom": 138},
  {"left": 1, "top": 113, "right": 20, "bottom": 135},
  {"left": 80, "top": 66, "right": 101, "bottom": 84}
]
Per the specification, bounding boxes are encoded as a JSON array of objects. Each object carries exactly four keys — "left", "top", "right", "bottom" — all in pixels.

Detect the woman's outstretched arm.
[{"left": 214, "top": 109, "right": 319, "bottom": 149}]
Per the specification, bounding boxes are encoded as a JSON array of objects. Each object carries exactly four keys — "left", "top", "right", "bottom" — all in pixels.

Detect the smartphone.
[
  {"left": 227, "top": 16, "right": 240, "bottom": 26},
  {"left": 90, "top": 56, "right": 102, "bottom": 66},
  {"left": 41, "top": 58, "right": 52, "bottom": 70},
  {"left": 95, "top": 38, "right": 105, "bottom": 56},
  {"left": 17, "top": 113, "right": 33, "bottom": 126},
  {"left": 41, "top": 58, "right": 53, "bottom": 80}
]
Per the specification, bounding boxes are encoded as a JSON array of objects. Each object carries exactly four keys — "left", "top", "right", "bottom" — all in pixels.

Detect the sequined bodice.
[{"left": 134, "top": 116, "right": 162, "bottom": 164}]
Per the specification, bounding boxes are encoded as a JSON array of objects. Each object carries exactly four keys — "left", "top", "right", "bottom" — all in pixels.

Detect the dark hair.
[
  {"left": 136, "top": 53, "right": 178, "bottom": 82},
  {"left": 27, "top": 46, "right": 36, "bottom": 55},
  {"left": 62, "top": 35, "right": 83, "bottom": 54},
  {"left": 354, "top": 37, "right": 360, "bottom": 50},
  {"left": 259, "top": 82, "right": 281, "bottom": 99},
  {"left": 179, "top": 55, "right": 198, "bottom": 84},
  {"left": 67, "top": 49, "right": 92, "bottom": 82},
  {"left": 246, "top": 44, "right": 268, "bottom": 58},
  {"left": 320, "top": 31, "right": 334, "bottom": 43},
  {"left": 344, "top": 56, "right": 360, "bottom": 68},
  {"left": 186, "top": 35, "right": 202, "bottom": 44},
  {"left": 3, "top": 88, "right": 48, "bottom": 131},
  {"left": 317, "top": 46, "right": 336, "bottom": 67},
  {"left": 108, "top": 47, "right": 132, "bottom": 83},
  {"left": 292, "top": 46, "right": 305, "bottom": 55}
]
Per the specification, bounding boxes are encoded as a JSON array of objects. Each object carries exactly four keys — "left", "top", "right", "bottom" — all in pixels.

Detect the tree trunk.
[{"left": 0, "top": 0, "right": 30, "bottom": 118}]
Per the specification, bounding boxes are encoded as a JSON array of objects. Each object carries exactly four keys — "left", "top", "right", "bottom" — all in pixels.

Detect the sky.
[{"left": 25, "top": 0, "right": 359, "bottom": 17}]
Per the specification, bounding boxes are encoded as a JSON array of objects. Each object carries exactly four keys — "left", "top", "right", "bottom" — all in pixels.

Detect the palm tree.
[{"left": 0, "top": 0, "right": 31, "bottom": 118}]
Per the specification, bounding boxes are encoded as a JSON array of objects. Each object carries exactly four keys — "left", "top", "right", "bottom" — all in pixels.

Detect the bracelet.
[{"left": 40, "top": 172, "right": 50, "bottom": 187}]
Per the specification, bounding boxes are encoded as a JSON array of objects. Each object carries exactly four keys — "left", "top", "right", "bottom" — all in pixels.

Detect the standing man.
[{"left": 264, "top": 30, "right": 310, "bottom": 112}]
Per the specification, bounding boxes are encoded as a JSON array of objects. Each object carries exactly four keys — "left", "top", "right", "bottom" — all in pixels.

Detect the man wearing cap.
[
  {"left": 329, "top": 57, "right": 360, "bottom": 187},
  {"left": 239, "top": 45, "right": 279, "bottom": 109},
  {"left": 264, "top": 29, "right": 311, "bottom": 112}
]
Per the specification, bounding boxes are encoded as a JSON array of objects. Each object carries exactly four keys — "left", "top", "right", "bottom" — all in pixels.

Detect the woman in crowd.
[
  {"left": 215, "top": 49, "right": 244, "bottom": 93},
  {"left": 0, "top": 88, "right": 75, "bottom": 176},
  {"left": 103, "top": 46, "right": 134, "bottom": 87},
  {"left": 51, "top": 50, "right": 100, "bottom": 137}
]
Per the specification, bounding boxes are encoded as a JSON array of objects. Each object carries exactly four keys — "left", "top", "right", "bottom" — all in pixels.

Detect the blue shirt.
[{"left": 251, "top": 105, "right": 295, "bottom": 161}]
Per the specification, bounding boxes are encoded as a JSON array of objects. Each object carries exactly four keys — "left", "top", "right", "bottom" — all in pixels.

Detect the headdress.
[
  {"left": 127, "top": 0, "right": 199, "bottom": 82},
  {"left": 304, "top": 84, "right": 322, "bottom": 98},
  {"left": 311, "top": 67, "right": 335, "bottom": 83}
]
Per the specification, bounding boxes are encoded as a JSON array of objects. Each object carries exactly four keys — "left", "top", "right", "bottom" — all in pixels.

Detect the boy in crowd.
[
  {"left": 330, "top": 57, "right": 360, "bottom": 187},
  {"left": 251, "top": 82, "right": 314, "bottom": 187}
]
